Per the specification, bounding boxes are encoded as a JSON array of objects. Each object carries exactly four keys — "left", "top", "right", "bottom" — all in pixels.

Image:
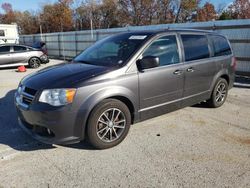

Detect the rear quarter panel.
[
  {"left": 209, "top": 54, "right": 235, "bottom": 92},
  {"left": 27, "top": 50, "right": 43, "bottom": 60}
]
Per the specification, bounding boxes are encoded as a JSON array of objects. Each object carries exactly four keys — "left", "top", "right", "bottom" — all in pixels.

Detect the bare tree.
[
  {"left": 231, "top": 0, "right": 250, "bottom": 19},
  {"left": 174, "top": 0, "right": 201, "bottom": 23}
]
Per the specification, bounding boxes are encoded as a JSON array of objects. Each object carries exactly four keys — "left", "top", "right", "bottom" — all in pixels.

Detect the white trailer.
[{"left": 0, "top": 24, "right": 19, "bottom": 44}]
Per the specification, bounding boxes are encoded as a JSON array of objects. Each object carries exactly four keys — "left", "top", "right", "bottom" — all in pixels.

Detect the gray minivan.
[{"left": 15, "top": 29, "right": 235, "bottom": 149}]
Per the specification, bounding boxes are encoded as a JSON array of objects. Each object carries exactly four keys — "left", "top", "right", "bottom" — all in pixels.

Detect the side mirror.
[{"left": 137, "top": 56, "right": 159, "bottom": 70}]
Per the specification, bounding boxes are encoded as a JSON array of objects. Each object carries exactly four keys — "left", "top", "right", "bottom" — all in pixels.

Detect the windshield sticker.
[{"left": 129, "top": 35, "right": 147, "bottom": 40}]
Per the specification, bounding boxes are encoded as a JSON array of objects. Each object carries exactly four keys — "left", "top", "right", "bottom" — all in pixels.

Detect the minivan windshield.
[{"left": 74, "top": 33, "right": 151, "bottom": 67}]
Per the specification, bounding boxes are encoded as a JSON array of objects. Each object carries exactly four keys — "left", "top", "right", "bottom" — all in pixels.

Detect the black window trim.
[{"left": 179, "top": 32, "right": 212, "bottom": 63}]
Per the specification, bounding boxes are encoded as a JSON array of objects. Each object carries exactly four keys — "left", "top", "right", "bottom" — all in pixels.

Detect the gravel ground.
[{"left": 0, "top": 60, "right": 250, "bottom": 188}]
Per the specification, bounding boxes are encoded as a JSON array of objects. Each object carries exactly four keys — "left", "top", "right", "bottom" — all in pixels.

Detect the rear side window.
[
  {"left": 0, "top": 46, "right": 10, "bottom": 53},
  {"left": 210, "top": 35, "right": 232, "bottom": 56},
  {"left": 14, "top": 46, "right": 27, "bottom": 52},
  {"left": 181, "top": 35, "right": 210, "bottom": 61}
]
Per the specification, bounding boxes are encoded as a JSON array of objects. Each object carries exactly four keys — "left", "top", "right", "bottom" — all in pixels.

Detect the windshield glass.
[{"left": 74, "top": 33, "right": 151, "bottom": 67}]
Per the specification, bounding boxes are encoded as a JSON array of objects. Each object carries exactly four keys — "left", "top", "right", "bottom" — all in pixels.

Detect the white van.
[{"left": 0, "top": 24, "right": 19, "bottom": 44}]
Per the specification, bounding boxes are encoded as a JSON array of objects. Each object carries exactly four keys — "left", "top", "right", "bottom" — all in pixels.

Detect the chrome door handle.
[
  {"left": 173, "top": 70, "right": 183, "bottom": 75},
  {"left": 187, "top": 67, "right": 194, "bottom": 72}
]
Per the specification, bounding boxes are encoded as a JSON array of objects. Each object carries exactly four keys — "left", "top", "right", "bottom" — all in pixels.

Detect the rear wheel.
[
  {"left": 207, "top": 78, "right": 228, "bottom": 108},
  {"left": 87, "top": 99, "right": 131, "bottom": 149},
  {"left": 29, "top": 57, "right": 41, "bottom": 68}
]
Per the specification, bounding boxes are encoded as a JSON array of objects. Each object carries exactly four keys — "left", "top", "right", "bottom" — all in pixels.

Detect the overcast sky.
[{"left": 0, "top": 0, "right": 232, "bottom": 12}]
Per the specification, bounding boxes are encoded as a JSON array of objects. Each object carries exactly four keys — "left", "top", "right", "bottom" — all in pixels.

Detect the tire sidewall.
[
  {"left": 29, "top": 57, "right": 41, "bottom": 68},
  {"left": 211, "top": 78, "right": 228, "bottom": 108},
  {"left": 87, "top": 99, "right": 131, "bottom": 149}
]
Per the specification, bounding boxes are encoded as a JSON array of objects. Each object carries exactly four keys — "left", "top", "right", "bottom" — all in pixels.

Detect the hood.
[{"left": 21, "top": 62, "right": 112, "bottom": 90}]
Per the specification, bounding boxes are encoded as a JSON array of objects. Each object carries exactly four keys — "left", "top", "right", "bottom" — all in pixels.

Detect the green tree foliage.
[{"left": 219, "top": 11, "right": 233, "bottom": 20}]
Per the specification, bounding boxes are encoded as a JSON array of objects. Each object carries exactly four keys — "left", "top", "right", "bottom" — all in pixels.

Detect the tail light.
[
  {"left": 42, "top": 48, "right": 48, "bottom": 55},
  {"left": 231, "top": 57, "right": 237, "bottom": 70}
]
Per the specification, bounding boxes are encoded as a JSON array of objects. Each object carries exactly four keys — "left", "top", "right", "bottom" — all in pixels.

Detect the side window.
[
  {"left": 210, "top": 35, "right": 232, "bottom": 56},
  {"left": 181, "top": 34, "right": 210, "bottom": 61},
  {"left": 13, "top": 46, "right": 27, "bottom": 52},
  {"left": 0, "top": 46, "right": 10, "bottom": 53},
  {"left": 142, "top": 35, "right": 180, "bottom": 66}
]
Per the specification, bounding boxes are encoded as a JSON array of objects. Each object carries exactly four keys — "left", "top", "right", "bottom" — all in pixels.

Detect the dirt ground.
[{"left": 0, "top": 60, "right": 250, "bottom": 188}]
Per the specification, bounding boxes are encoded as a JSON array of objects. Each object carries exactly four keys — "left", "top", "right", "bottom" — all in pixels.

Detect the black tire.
[
  {"left": 87, "top": 99, "right": 131, "bottom": 149},
  {"left": 207, "top": 78, "right": 228, "bottom": 108},
  {"left": 29, "top": 57, "right": 41, "bottom": 68}
]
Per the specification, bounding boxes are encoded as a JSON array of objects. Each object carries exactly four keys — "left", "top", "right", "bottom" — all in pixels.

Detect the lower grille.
[
  {"left": 22, "top": 92, "right": 35, "bottom": 105},
  {"left": 21, "top": 119, "right": 55, "bottom": 138},
  {"left": 22, "top": 96, "right": 33, "bottom": 105}
]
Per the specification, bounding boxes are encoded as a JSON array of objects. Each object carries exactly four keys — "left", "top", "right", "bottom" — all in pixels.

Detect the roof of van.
[{"left": 122, "top": 29, "right": 215, "bottom": 35}]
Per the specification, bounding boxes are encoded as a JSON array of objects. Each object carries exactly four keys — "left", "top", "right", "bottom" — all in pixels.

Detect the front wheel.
[
  {"left": 207, "top": 78, "right": 228, "bottom": 108},
  {"left": 29, "top": 57, "right": 41, "bottom": 68},
  {"left": 87, "top": 99, "right": 131, "bottom": 149}
]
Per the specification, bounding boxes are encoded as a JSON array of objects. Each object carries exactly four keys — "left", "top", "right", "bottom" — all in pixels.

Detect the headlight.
[
  {"left": 17, "top": 85, "right": 22, "bottom": 94},
  {"left": 17, "top": 85, "right": 25, "bottom": 95},
  {"left": 39, "top": 88, "right": 76, "bottom": 106}
]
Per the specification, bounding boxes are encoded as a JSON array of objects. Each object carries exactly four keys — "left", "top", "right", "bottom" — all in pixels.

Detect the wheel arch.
[
  {"left": 106, "top": 96, "right": 135, "bottom": 124},
  {"left": 75, "top": 86, "right": 138, "bottom": 139},
  {"left": 209, "top": 70, "right": 230, "bottom": 94},
  {"left": 28, "top": 56, "right": 41, "bottom": 62},
  {"left": 220, "top": 74, "right": 229, "bottom": 85}
]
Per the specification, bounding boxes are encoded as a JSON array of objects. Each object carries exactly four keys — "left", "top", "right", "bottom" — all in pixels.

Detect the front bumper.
[
  {"left": 15, "top": 94, "right": 82, "bottom": 145},
  {"left": 18, "top": 118, "right": 80, "bottom": 145},
  {"left": 40, "top": 55, "right": 49, "bottom": 64}
]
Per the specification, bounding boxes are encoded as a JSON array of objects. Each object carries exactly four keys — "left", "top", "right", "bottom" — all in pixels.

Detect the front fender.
[{"left": 74, "top": 86, "right": 138, "bottom": 139}]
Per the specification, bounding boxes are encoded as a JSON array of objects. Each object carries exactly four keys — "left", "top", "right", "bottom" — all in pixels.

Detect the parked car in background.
[
  {"left": 0, "top": 44, "right": 49, "bottom": 68},
  {"left": 15, "top": 29, "right": 235, "bottom": 149}
]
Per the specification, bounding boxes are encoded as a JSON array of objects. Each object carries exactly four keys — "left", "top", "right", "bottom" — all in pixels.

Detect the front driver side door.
[{"left": 137, "top": 34, "right": 184, "bottom": 120}]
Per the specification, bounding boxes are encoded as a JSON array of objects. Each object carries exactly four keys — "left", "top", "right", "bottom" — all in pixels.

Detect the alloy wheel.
[
  {"left": 96, "top": 108, "right": 126, "bottom": 143},
  {"left": 215, "top": 82, "right": 227, "bottom": 103},
  {"left": 29, "top": 58, "right": 40, "bottom": 68}
]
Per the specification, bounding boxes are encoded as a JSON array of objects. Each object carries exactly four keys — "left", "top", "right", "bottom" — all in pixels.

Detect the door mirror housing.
[{"left": 137, "top": 56, "right": 160, "bottom": 70}]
